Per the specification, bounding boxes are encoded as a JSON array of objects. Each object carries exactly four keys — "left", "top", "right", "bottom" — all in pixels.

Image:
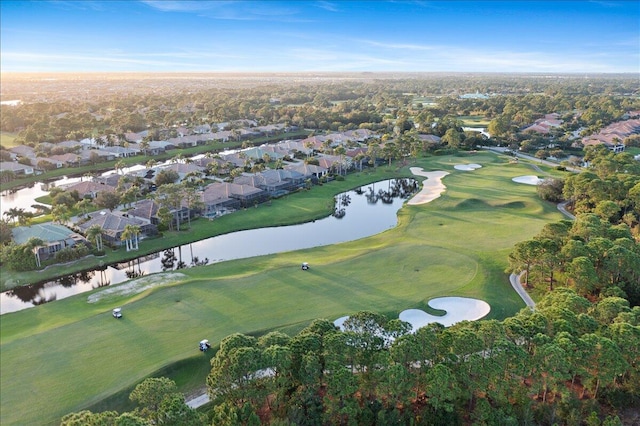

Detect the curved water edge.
[{"left": 1, "top": 178, "right": 418, "bottom": 314}]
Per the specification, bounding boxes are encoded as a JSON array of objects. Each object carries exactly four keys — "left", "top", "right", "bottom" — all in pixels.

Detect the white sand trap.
[
  {"left": 399, "top": 297, "right": 491, "bottom": 331},
  {"left": 335, "top": 297, "right": 490, "bottom": 332},
  {"left": 87, "top": 272, "right": 187, "bottom": 303},
  {"left": 454, "top": 163, "right": 482, "bottom": 171},
  {"left": 408, "top": 168, "right": 449, "bottom": 205},
  {"left": 333, "top": 316, "right": 350, "bottom": 330},
  {"left": 512, "top": 175, "right": 542, "bottom": 185}
]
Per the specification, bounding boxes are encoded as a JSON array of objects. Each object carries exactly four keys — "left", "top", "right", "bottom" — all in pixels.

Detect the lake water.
[{"left": 1, "top": 178, "right": 417, "bottom": 314}]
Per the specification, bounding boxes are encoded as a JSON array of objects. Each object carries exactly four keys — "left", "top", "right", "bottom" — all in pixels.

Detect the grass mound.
[{"left": 498, "top": 201, "right": 527, "bottom": 209}]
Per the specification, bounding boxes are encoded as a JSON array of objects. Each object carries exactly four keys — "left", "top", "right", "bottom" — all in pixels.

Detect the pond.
[{"left": 1, "top": 178, "right": 418, "bottom": 314}]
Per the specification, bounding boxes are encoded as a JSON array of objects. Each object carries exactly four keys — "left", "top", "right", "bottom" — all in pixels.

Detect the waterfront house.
[{"left": 12, "top": 223, "right": 87, "bottom": 266}]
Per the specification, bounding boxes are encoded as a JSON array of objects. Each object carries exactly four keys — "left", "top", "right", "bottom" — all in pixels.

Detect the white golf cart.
[
  {"left": 301, "top": 262, "right": 309, "bottom": 270},
  {"left": 199, "top": 339, "right": 211, "bottom": 352},
  {"left": 112, "top": 308, "right": 122, "bottom": 319}
]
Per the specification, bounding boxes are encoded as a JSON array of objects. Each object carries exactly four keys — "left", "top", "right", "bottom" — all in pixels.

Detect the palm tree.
[
  {"left": 353, "top": 152, "right": 366, "bottom": 171},
  {"left": 26, "top": 237, "right": 44, "bottom": 268},
  {"left": 75, "top": 199, "right": 92, "bottom": 217},
  {"left": 4, "top": 207, "right": 25, "bottom": 225},
  {"left": 51, "top": 204, "right": 70, "bottom": 224},
  {"left": 120, "top": 224, "right": 141, "bottom": 252},
  {"left": 139, "top": 140, "right": 150, "bottom": 156},
  {"left": 86, "top": 224, "right": 104, "bottom": 252},
  {"left": 114, "top": 159, "right": 126, "bottom": 175}
]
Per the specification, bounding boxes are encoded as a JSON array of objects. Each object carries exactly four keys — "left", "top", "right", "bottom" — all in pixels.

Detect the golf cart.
[
  {"left": 301, "top": 262, "right": 309, "bottom": 271},
  {"left": 199, "top": 339, "right": 211, "bottom": 352},
  {"left": 112, "top": 308, "right": 122, "bottom": 319}
]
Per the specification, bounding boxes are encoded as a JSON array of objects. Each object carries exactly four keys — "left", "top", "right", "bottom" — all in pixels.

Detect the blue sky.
[{"left": 1, "top": 1, "right": 638, "bottom": 73}]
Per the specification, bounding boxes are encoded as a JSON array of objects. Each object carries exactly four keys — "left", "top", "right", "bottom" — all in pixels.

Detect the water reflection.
[{"left": 1, "top": 178, "right": 416, "bottom": 314}]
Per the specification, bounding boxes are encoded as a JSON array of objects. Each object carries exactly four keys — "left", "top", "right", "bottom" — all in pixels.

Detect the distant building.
[{"left": 581, "top": 118, "right": 640, "bottom": 153}]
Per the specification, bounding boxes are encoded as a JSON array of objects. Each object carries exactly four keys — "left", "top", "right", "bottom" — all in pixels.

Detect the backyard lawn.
[{"left": 0, "top": 153, "right": 566, "bottom": 425}]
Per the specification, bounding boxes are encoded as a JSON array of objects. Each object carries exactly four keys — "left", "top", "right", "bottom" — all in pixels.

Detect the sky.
[{"left": 1, "top": 0, "right": 639, "bottom": 74}]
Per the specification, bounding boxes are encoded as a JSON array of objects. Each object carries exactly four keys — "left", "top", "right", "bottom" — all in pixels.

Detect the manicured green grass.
[
  {"left": 457, "top": 115, "right": 491, "bottom": 127},
  {"left": 0, "top": 131, "right": 19, "bottom": 148},
  {"left": 626, "top": 146, "right": 640, "bottom": 156},
  {"left": 0, "top": 153, "right": 564, "bottom": 425}
]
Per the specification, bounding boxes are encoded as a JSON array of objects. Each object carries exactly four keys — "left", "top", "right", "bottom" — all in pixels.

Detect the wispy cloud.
[
  {"left": 315, "top": 1, "right": 339, "bottom": 12},
  {"left": 48, "top": 0, "right": 108, "bottom": 12},
  {"left": 139, "top": 1, "right": 237, "bottom": 13},
  {"left": 140, "top": 0, "right": 309, "bottom": 22},
  {"left": 357, "top": 39, "right": 439, "bottom": 51}
]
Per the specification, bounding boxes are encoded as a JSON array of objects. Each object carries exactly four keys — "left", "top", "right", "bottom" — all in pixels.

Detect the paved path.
[
  {"left": 186, "top": 392, "right": 210, "bottom": 409},
  {"left": 509, "top": 272, "right": 536, "bottom": 309}
]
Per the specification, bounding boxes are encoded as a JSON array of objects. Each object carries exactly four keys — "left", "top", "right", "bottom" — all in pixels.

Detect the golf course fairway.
[{"left": 0, "top": 153, "right": 566, "bottom": 425}]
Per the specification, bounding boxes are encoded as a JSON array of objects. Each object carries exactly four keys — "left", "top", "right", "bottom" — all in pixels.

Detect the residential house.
[
  {"left": 234, "top": 169, "right": 305, "bottom": 196},
  {"left": 124, "top": 131, "right": 148, "bottom": 143},
  {"left": 0, "top": 161, "right": 35, "bottom": 176},
  {"left": 77, "top": 210, "right": 157, "bottom": 247},
  {"left": 33, "top": 157, "right": 64, "bottom": 170},
  {"left": 127, "top": 199, "right": 161, "bottom": 225},
  {"left": 274, "top": 139, "right": 308, "bottom": 157},
  {"left": 157, "top": 162, "right": 206, "bottom": 182},
  {"left": 580, "top": 118, "right": 640, "bottom": 153},
  {"left": 193, "top": 124, "right": 212, "bottom": 134},
  {"left": 219, "top": 152, "right": 247, "bottom": 168},
  {"left": 12, "top": 223, "right": 87, "bottom": 265},
  {"left": 522, "top": 115, "right": 564, "bottom": 135},
  {"left": 242, "top": 146, "right": 285, "bottom": 162},
  {"left": 205, "top": 181, "right": 268, "bottom": 208},
  {"left": 284, "top": 162, "right": 328, "bottom": 181},
  {"left": 79, "top": 149, "right": 116, "bottom": 163},
  {"left": 56, "top": 140, "right": 83, "bottom": 151},
  {"left": 199, "top": 183, "right": 242, "bottom": 218},
  {"left": 417, "top": 134, "right": 442, "bottom": 145},
  {"left": 94, "top": 173, "right": 123, "bottom": 188},
  {"left": 193, "top": 156, "right": 231, "bottom": 175},
  {"left": 317, "top": 154, "right": 352, "bottom": 173},
  {"left": 64, "top": 181, "right": 117, "bottom": 199},
  {"left": 9, "top": 144, "right": 36, "bottom": 159},
  {"left": 343, "top": 129, "right": 377, "bottom": 142},
  {"left": 48, "top": 153, "right": 81, "bottom": 167},
  {"left": 102, "top": 145, "right": 140, "bottom": 158}
]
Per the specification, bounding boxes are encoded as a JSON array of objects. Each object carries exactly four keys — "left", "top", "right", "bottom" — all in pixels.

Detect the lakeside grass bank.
[
  {"left": 1, "top": 164, "right": 403, "bottom": 291},
  {"left": 0, "top": 153, "right": 565, "bottom": 425}
]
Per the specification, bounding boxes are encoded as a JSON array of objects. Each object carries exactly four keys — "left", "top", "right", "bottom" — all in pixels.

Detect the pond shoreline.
[
  {"left": 2, "top": 168, "right": 413, "bottom": 292},
  {"left": 2, "top": 174, "right": 419, "bottom": 313}
]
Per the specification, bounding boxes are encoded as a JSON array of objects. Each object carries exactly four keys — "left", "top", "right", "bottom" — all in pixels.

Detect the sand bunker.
[
  {"left": 335, "top": 297, "right": 490, "bottom": 332},
  {"left": 512, "top": 175, "right": 542, "bottom": 185},
  {"left": 408, "top": 168, "right": 449, "bottom": 205},
  {"left": 87, "top": 272, "right": 187, "bottom": 303},
  {"left": 454, "top": 163, "right": 482, "bottom": 171},
  {"left": 399, "top": 297, "right": 491, "bottom": 331}
]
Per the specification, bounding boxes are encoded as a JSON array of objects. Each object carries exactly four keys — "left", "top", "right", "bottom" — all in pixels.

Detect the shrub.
[{"left": 54, "top": 245, "right": 90, "bottom": 263}]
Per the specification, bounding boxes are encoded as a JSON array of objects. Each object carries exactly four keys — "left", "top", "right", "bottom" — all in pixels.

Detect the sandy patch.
[
  {"left": 408, "top": 168, "right": 449, "bottom": 205},
  {"left": 399, "top": 297, "right": 491, "bottom": 331},
  {"left": 512, "top": 175, "right": 542, "bottom": 185},
  {"left": 87, "top": 272, "right": 187, "bottom": 303},
  {"left": 333, "top": 316, "right": 350, "bottom": 330},
  {"left": 335, "top": 297, "right": 490, "bottom": 332},
  {"left": 454, "top": 163, "right": 482, "bottom": 171}
]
